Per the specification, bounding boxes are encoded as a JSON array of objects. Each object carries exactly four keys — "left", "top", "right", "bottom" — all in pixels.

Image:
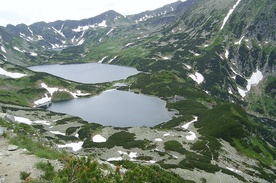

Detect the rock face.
[{"left": 7, "top": 145, "right": 18, "bottom": 151}]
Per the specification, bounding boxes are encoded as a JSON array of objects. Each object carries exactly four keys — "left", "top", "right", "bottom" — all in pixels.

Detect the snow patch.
[
  {"left": 129, "top": 152, "right": 137, "bottom": 160},
  {"left": 184, "top": 64, "right": 192, "bottom": 70},
  {"left": 228, "top": 88, "right": 233, "bottom": 94},
  {"left": 13, "top": 46, "right": 24, "bottom": 53},
  {"left": 108, "top": 56, "right": 118, "bottom": 63},
  {"left": 36, "top": 35, "right": 44, "bottom": 40},
  {"left": 182, "top": 116, "right": 198, "bottom": 141},
  {"left": 227, "top": 167, "right": 242, "bottom": 174},
  {"left": 98, "top": 56, "right": 108, "bottom": 63},
  {"left": 30, "top": 52, "right": 37, "bottom": 56},
  {"left": 189, "top": 72, "right": 204, "bottom": 84},
  {"left": 0, "top": 67, "right": 27, "bottom": 78},
  {"left": 182, "top": 117, "right": 198, "bottom": 129},
  {"left": 52, "top": 26, "right": 65, "bottom": 38},
  {"left": 34, "top": 94, "right": 51, "bottom": 105},
  {"left": 118, "top": 150, "right": 128, "bottom": 155},
  {"left": 1, "top": 46, "right": 6, "bottom": 53},
  {"left": 92, "top": 134, "right": 106, "bottom": 143},
  {"left": 77, "top": 38, "right": 85, "bottom": 45},
  {"left": 106, "top": 28, "right": 114, "bottom": 35},
  {"left": 107, "top": 157, "right": 123, "bottom": 162},
  {"left": 189, "top": 50, "right": 200, "bottom": 56},
  {"left": 73, "top": 25, "right": 92, "bottom": 32},
  {"left": 237, "top": 69, "right": 263, "bottom": 98},
  {"left": 237, "top": 87, "right": 247, "bottom": 98},
  {"left": 98, "top": 20, "right": 107, "bottom": 27},
  {"left": 125, "top": 42, "right": 134, "bottom": 47},
  {"left": 41, "top": 83, "right": 58, "bottom": 95},
  {"left": 50, "top": 131, "right": 66, "bottom": 136},
  {"left": 33, "top": 120, "right": 51, "bottom": 126},
  {"left": 14, "top": 116, "right": 32, "bottom": 125},
  {"left": 225, "top": 50, "right": 229, "bottom": 59},
  {"left": 162, "top": 56, "right": 170, "bottom": 60},
  {"left": 246, "top": 69, "right": 263, "bottom": 91},
  {"left": 235, "top": 36, "right": 245, "bottom": 45},
  {"left": 186, "top": 131, "right": 197, "bottom": 141},
  {"left": 163, "top": 133, "right": 170, "bottom": 137},
  {"left": 58, "top": 141, "right": 84, "bottom": 151},
  {"left": 14, "top": 116, "right": 51, "bottom": 126},
  {"left": 220, "top": 0, "right": 242, "bottom": 30},
  {"left": 154, "top": 138, "right": 163, "bottom": 142},
  {"left": 28, "top": 27, "right": 33, "bottom": 35}
]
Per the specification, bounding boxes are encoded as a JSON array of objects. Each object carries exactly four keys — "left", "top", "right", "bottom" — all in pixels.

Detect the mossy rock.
[{"left": 51, "top": 91, "right": 74, "bottom": 102}]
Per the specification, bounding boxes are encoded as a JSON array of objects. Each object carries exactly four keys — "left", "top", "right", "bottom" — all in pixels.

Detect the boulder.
[{"left": 7, "top": 145, "right": 18, "bottom": 151}]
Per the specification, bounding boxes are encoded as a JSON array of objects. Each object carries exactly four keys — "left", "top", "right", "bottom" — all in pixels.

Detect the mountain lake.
[{"left": 29, "top": 63, "right": 174, "bottom": 127}]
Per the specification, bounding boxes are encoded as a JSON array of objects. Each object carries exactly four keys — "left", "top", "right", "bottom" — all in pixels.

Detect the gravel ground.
[{"left": 0, "top": 137, "right": 60, "bottom": 183}]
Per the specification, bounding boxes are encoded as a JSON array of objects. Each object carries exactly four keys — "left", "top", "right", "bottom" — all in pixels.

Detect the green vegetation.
[
  {"left": 155, "top": 115, "right": 194, "bottom": 129},
  {"left": 195, "top": 103, "right": 252, "bottom": 142},
  {"left": 35, "top": 161, "right": 56, "bottom": 181},
  {"left": 191, "top": 136, "right": 221, "bottom": 160},
  {"left": 66, "top": 126, "right": 80, "bottom": 135},
  {"left": 128, "top": 71, "right": 212, "bottom": 101},
  {"left": 164, "top": 140, "right": 186, "bottom": 154},
  {"left": 31, "top": 156, "right": 193, "bottom": 183},
  {"left": 77, "top": 123, "right": 102, "bottom": 140},
  {"left": 83, "top": 131, "right": 148, "bottom": 149},
  {"left": 0, "top": 119, "right": 63, "bottom": 160},
  {"left": 115, "top": 160, "right": 194, "bottom": 183},
  {"left": 20, "top": 171, "right": 31, "bottom": 181},
  {"left": 9, "top": 134, "right": 62, "bottom": 159},
  {"left": 51, "top": 91, "right": 74, "bottom": 102}
]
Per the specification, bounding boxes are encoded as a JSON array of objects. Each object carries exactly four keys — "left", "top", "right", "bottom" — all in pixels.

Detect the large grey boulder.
[{"left": 7, "top": 145, "right": 18, "bottom": 151}]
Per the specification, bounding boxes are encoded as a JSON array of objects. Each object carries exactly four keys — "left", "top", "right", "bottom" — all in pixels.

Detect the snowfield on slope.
[{"left": 0, "top": 67, "right": 26, "bottom": 78}]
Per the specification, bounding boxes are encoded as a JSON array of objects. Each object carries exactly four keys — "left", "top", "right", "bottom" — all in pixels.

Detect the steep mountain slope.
[{"left": 0, "top": 0, "right": 275, "bottom": 182}]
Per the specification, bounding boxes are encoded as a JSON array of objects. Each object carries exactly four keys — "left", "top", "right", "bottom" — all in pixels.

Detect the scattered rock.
[{"left": 7, "top": 145, "right": 18, "bottom": 151}]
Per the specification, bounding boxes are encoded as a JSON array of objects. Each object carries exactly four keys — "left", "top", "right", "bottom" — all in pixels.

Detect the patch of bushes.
[
  {"left": 20, "top": 171, "right": 31, "bottom": 181},
  {"left": 167, "top": 100, "right": 208, "bottom": 116},
  {"left": 221, "top": 168, "right": 247, "bottom": 182},
  {"left": 159, "top": 163, "right": 180, "bottom": 169},
  {"left": 195, "top": 103, "right": 252, "bottom": 143},
  {"left": 155, "top": 115, "right": 194, "bottom": 129},
  {"left": 35, "top": 161, "right": 56, "bottom": 181},
  {"left": 83, "top": 131, "right": 148, "bottom": 149},
  {"left": 164, "top": 140, "right": 185, "bottom": 154},
  {"left": 66, "top": 126, "right": 80, "bottom": 135},
  {"left": 55, "top": 134, "right": 78, "bottom": 142},
  {"left": 136, "top": 156, "right": 153, "bottom": 161},
  {"left": 191, "top": 136, "right": 221, "bottom": 160},
  {"left": 32, "top": 124, "right": 47, "bottom": 133},
  {"left": 33, "top": 156, "right": 193, "bottom": 183},
  {"left": 115, "top": 160, "right": 195, "bottom": 183},
  {"left": 78, "top": 123, "right": 102, "bottom": 140},
  {"left": 55, "top": 117, "right": 88, "bottom": 125}
]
